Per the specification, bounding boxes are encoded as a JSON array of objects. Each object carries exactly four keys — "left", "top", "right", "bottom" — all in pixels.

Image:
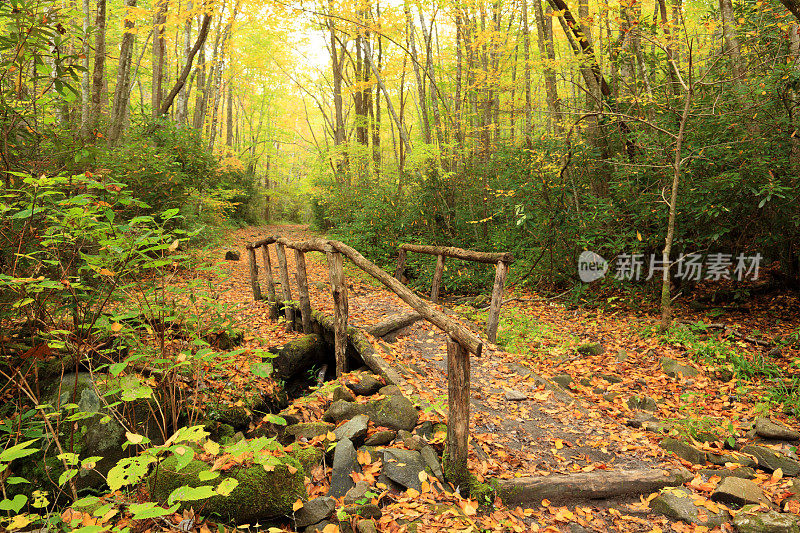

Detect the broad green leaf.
[
  {"left": 107, "top": 456, "right": 156, "bottom": 492},
  {"left": 58, "top": 469, "right": 77, "bottom": 486},
  {"left": 216, "top": 478, "right": 239, "bottom": 496},
  {"left": 167, "top": 485, "right": 216, "bottom": 506},
  {"left": 0, "top": 439, "right": 39, "bottom": 462},
  {"left": 129, "top": 501, "right": 179, "bottom": 519},
  {"left": 0, "top": 494, "right": 27, "bottom": 513},
  {"left": 198, "top": 470, "right": 220, "bottom": 481}
]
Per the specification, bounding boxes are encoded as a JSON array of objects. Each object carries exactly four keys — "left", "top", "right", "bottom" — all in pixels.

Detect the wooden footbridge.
[{"left": 244, "top": 235, "right": 513, "bottom": 482}]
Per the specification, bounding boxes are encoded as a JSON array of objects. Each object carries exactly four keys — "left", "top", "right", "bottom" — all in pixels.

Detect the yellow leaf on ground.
[{"left": 293, "top": 499, "right": 304, "bottom": 512}]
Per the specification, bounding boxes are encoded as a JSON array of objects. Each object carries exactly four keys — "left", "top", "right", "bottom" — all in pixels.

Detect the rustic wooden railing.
[
  {"left": 245, "top": 235, "right": 487, "bottom": 485},
  {"left": 395, "top": 243, "right": 513, "bottom": 343}
]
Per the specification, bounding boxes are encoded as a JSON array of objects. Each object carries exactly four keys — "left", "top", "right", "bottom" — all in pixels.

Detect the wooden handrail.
[
  {"left": 397, "top": 243, "right": 512, "bottom": 343},
  {"left": 399, "top": 243, "right": 514, "bottom": 264}
]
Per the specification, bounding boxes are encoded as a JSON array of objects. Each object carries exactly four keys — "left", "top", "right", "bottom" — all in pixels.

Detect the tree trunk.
[
  {"left": 406, "top": 3, "right": 431, "bottom": 144},
  {"left": 719, "top": 0, "right": 743, "bottom": 80},
  {"left": 88, "top": 0, "right": 106, "bottom": 136},
  {"left": 151, "top": 0, "right": 168, "bottom": 118},
  {"left": 660, "top": 85, "right": 693, "bottom": 331},
  {"left": 79, "top": 0, "right": 90, "bottom": 133},
  {"left": 108, "top": 0, "right": 137, "bottom": 145},
  {"left": 522, "top": 0, "right": 532, "bottom": 141},
  {"left": 158, "top": 13, "right": 212, "bottom": 117},
  {"left": 329, "top": 1, "right": 348, "bottom": 181},
  {"left": 176, "top": 4, "right": 193, "bottom": 124},
  {"left": 191, "top": 23, "right": 208, "bottom": 130},
  {"left": 226, "top": 79, "right": 234, "bottom": 147},
  {"left": 533, "top": 0, "right": 562, "bottom": 133}
]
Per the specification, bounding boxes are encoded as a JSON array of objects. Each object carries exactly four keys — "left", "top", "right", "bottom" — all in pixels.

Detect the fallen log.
[
  {"left": 368, "top": 312, "right": 423, "bottom": 338},
  {"left": 494, "top": 468, "right": 692, "bottom": 506}
]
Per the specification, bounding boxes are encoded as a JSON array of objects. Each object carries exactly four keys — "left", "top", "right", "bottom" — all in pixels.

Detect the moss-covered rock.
[
  {"left": 287, "top": 444, "right": 324, "bottom": 474},
  {"left": 204, "top": 387, "right": 267, "bottom": 430},
  {"left": 148, "top": 453, "right": 307, "bottom": 523},
  {"left": 364, "top": 395, "right": 418, "bottom": 431}
]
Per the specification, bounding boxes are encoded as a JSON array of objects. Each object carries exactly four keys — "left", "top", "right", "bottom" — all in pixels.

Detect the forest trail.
[{"left": 194, "top": 224, "right": 775, "bottom": 530}]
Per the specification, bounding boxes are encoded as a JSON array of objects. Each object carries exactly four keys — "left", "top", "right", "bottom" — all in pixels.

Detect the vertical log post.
[
  {"left": 247, "top": 247, "right": 262, "bottom": 301},
  {"left": 293, "top": 249, "right": 313, "bottom": 334},
  {"left": 275, "top": 243, "right": 295, "bottom": 329},
  {"left": 327, "top": 250, "right": 349, "bottom": 377},
  {"left": 431, "top": 254, "right": 445, "bottom": 303},
  {"left": 260, "top": 245, "right": 278, "bottom": 320},
  {"left": 395, "top": 248, "right": 407, "bottom": 281},
  {"left": 444, "top": 336, "right": 471, "bottom": 490},
  {"left": 485, "top": 260, "right": 509, "bottom": 344}
]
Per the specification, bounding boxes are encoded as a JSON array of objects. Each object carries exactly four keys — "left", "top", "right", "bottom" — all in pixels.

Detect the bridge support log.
[
  {"left": 275, "top": 243, "right": 295, "bottom": 330},
  {"left": 445, "top": 336, "right": 471, "bottom": 491},
  {"left": 247, "top": 248, "right": 262, "bottom": 301},
  {"left": 486, "top": 260, "right": 509, "bottom": 344},
  {"left": 431, "top": 255, "right": 445, "bottom": 303},
  {"left": 327, "top": 250, "right": 349, "bottom": 377},
  {"left": 260, "top": 245, "right": 278, "bottom": 320},
  {"left": 294, "top": 249, "right": 313, "bottom": 333}
]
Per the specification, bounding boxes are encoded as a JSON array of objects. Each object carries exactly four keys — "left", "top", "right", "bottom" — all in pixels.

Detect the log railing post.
[
  {"left": 485, "top": 260, "right": 509, "bottom": 344},
  {"left": 260, "top": 245, "right": 278, "bottom": 320},
  {"left": 247, "top": 247, "right": 262, "bottom": 301},
  {"left": 275, "top": 243, "right": 295, "bottom": 329},
  {"left": 444, "top": 336, "right": 470, "bottom": 490},
  {"left": 293, "top": 249, "right": 313, "bottom": 334},
  {"left": 395, "top": 248, "right": 407, "bottom": 282},
  {"left": 327, "top": 250, "right": 349, "bottom": 377},
  {"left": 431, "top": 254, "right": 445, "bottom": 303}
]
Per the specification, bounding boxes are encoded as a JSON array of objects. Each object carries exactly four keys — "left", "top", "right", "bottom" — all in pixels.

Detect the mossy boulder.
[
  {"left": 204, "top": 387, "right": 267, "bottom": 430},
  {"left": 20, "top": 373, "right": 162, "bottom": 495},
  {"left": 364, "top": 395, "right": 418, "bottom": 432},
  {"left": 732, "top": 505, "right": 800, "bottom": 533},
  {"left": 287, "top": 444, "right": 325, "bottom": 474},
  {"left": 148, "top": 453, "right": 307, "bottom": 523},
  {"left": 270, "top": 334, "right": 327, "bottom": 380}
]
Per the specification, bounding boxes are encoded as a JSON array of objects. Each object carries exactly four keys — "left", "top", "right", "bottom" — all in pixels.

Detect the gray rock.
[
  {"left": 576, "top": 343, "right": 604, "bottom": 356},
  {"left": 365, "top": 394, "right": 418, "bottom": 432},
  {"left": 295, "top": 497, "right": 336, "bottom": 528},
  {"left": 356, "top": 519, "right": 378, "bottom": 533},
  {"left": 650, "top": 487, "right": 729, "bottom": 527},
  {"left": 305, "top": 521, "right": 333, "bottom": 533},
  {"left": 335, "top": 414, "right": 370, "bottom": 442},
  {"left": 420, "top": 445, "right": 445, "bottom": 482},
  {"left": 344, "top": 480, "right": 373, "bottom": 504},
  {"left": 329, "top": 439, "right": 361, "bottom": 498},
  {"left": 343, "top": 503, "right": 381, "bottom": 520},
  {"left": 552, "top": 374, "right": 573, "bottom": 389},
  {"left": 224, "top": 250, "right": 240, "bottom": 261},
  {"left": 333, "top": 386, "right": 356, "bottom": 403},
  {"left": 287, "top": 423, "right": 335, "bottom": 441},
  {"left": 323, "top": 400, "right": 367, "bottom": 424},
  {"left": 755, "top": 418, "right": 800, "bottom": 441},
  {"left": 600, "top": 373, "right": 623, "bottom": 384},
  {"left": 700, "top": 467, "right": 757, "bottom": 480},
  {"left": 661, "top": 437, "right": 707, "bottom": 465},
  {"left": 415, "top": 421, "right": 434, "bottom": 440},
  {"left": 627, "top": 395, "right": 658, "bottom": 412},
  {"left": 707, "top": 452, "right": 756, "bottom": 468},
  {"left": 711, "top": 476, "right": 769, "bottom": 506},
  {"left": 603, "top": 392, "right": 620, "bottom": 402},
  {"left": 616, "top": 349, "right": 629, "bottom": 362},
  {"left": 397, "top": 430, "right": 423, "bottom": 451},
  {"left": 625, "top": 411, "right": 667, "bottom": 433},
  {"left": 271, "top": 335, "right": 328, "bottom": 380},
  {"left": 567, "top": 524, "right": 591, "bottom": 533},
  {"left": 349, "top": 375, "right": 383, "bottom": 396},
  {"left": 661, "top": 357, "right": 700, "bottom": 378},
  {"left": 364, "top": 430, "right": 396, "bottom": 446},
  {"left": 382, "top": 448, "right": 427, "bottom": 491},
  {"left": 732, "top": 505, "right": 800, "bottom": 533},
  {"left": 379, "top": 385, "right": 402, "bottom": 396},
  {"left": 742, "top": 445, "right": 800, "bottom": 476},
  {"left": 505, "top": 389, "right": 527, "bottom": 401}
]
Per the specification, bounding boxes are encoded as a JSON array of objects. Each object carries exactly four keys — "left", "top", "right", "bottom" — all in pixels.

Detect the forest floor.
[{"left": 189, "top": 223, "right": 800, "bottom": 532}]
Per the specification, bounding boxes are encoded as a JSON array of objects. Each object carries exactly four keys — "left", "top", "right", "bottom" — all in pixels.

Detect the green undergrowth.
[{"left": 643, "top": 321, "right": 800, "bottom": 417}]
